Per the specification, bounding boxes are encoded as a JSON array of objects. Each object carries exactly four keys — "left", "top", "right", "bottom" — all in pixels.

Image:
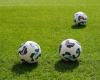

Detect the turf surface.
[{"left": 0, "top": 0, "right": 100, "bottom": 80}]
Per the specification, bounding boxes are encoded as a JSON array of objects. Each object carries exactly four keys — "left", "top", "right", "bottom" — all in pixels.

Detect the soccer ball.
[
  {"left": 74, "top": 11, "right": 87, "bottom": 25},
  {"left": 18, "top": 41, "right": 41, "bottom": 63},
  {"left": 59, "top": 39, "right": 82, "bottom": 61}
]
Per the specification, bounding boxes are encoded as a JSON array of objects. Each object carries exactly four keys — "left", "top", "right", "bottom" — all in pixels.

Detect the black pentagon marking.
[
  {"left": 35, "top": 56, "right": 39, "bottom": 60},
  {"left": 72, "top": 55, "right": 76, "bottom": 59},
  {"left": 76, "top": 48, "right": 80, "bottom": 57},
  {"left": 78, "top": 16, "right": 84, "bottom": 21},
  {"left": 62, "top": 52, "right": 71, "bottom": 56},
  {"left": 35, "top": 54, "right": 41, "bottom": 60},
  {"left": 30, "top": 53, "right": 35, "bottom": 61},
  {"left": 67, "top": 43, "right": 75, "bottom": 48},
  {"left": 18, "top": 51, "right": 22, "bottom": 54},
  {"left": 65, "top": 52, "right": 71, "bottom": 55},
  {"left": 38, "top": 54, "right": 41, "bottom": 57},
  {"left": 74, "top": 19, "right": 76, "bottom": 22},
  {"left": 30, "top": 53, "right": 35, "bottom": 58},
  {"left": 23, "top": 46, "right": 27, "bottom": 54},
  {"left": 31, "top": 58, "right": 34, "bottom": 61},
  {"left": 78, "top": 16, "right": 81, "bottom": 20},
  {"left": 59, "top": 45, "right": 62, "bottom": 53},
  {"left": 35, "top": 49, "right": 39, "bottom": 52},
  {"left": 76, "top": 48, "right": 80, "bottom": 54},
  {"left": 65, "top": 41, "right": 75, "bottom": 48},
  {"left": 62, "top": 54, "right": 65, "bottom": 56},
  {"left": 18, "top": 46, "right": 27, "bottom": 55}
]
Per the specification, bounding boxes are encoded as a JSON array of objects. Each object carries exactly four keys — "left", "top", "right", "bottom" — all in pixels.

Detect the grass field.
[{"left": 0, "top": 0, "right": 100, "bottom": 80}]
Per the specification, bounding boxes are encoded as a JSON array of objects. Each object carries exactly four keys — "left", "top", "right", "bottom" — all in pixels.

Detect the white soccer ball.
[
  {"left": 18, "top": 41, "right": 41, "bottom": 63},
  {"left": 59, "top": 39, "right": 82, "bottom": 61},
  {"left": 74, "top": 11, "right": 87, "bottom": 25}
]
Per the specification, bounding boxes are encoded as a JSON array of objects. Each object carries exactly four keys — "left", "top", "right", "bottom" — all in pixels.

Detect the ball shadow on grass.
[
  {"left": 55, "top": 59, "right": 79, "bottom": 72},
  {"left": 11, "top": 62, "right": 38, "bottom": 74},
  {"left": 71, "top": 24, "right": 86, "bottom": 29}
]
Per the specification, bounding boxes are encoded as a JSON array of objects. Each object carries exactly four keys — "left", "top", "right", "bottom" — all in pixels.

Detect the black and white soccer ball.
[
  {"left": 59, "top": 39, "right": 82, "bottom": 61},
  {"left": 74, "top": 11, "right": 87, "bottom": 26},
  {"left": 18, "top": 41, "right": 41, "bottom": 63}
]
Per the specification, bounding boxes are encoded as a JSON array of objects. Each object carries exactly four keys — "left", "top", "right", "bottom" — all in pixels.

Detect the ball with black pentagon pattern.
[
  {"left": 59, "top": 39, "right": 82, "bottom": 61},
  {"left": 18, "top": 41, "right": 41, "bottom": 63},
  {"left": 74, "top": 11, "right": 87, "bottom": 26}
]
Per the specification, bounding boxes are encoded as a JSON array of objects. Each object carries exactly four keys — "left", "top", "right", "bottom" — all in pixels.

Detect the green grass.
[{"left": 0, "top": 0, "right": 100, "bottom": 80}]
